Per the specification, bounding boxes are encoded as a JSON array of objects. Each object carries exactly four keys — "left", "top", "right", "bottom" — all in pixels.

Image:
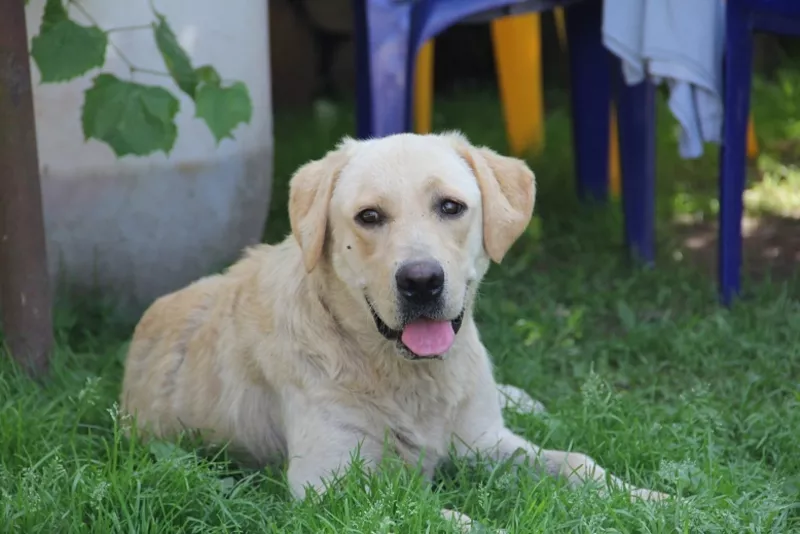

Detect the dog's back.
[{"left": 119, "top": 243, "right": 300, "bottom": 455}]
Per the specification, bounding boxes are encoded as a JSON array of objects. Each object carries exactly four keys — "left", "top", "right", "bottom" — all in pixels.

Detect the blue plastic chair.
[
  {"left": 720, "top": 0, "right": 800, "bottom": 305},
  {"left": 353, "top": 0, "right": 657, "bottom": 263}
]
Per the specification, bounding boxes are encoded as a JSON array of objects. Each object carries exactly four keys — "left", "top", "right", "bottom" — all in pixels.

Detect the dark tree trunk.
[{"left": 0, "top": 0, "right": 54, "bottom": 379}]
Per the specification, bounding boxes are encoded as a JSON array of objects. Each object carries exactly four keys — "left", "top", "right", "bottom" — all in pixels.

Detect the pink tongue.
[{"left": 400, "top": 319, "right": 455, "bottom": 357}]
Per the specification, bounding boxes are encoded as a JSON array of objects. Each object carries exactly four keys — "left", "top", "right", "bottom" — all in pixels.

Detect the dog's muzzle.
[{"left": 366, "top": 298, "right": 464, "bottom": 360}]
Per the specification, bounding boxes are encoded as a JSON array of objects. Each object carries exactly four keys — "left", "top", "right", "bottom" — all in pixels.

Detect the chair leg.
[
  {"left": 353, "top": 0, "right": 372, "bottom": 138},
  {"left": 413, "top": 40, "right": 435, "bottom": 134},
  {"left": 554, "top": 7, "right": 567, "bottom": 51},
  {"left": 565, "top": 0, "right": 611, "bottom": 201},
  {"left": 491, "top": 13, "right": 545, "bottom": 157},
  {"left": 719, "top": 6, "right": 753, "bottom": 305},
  {"left": 616, "top": 75, "right": 657, "bottom": 265},
  {"left": 609, "top": 103, "right": 622, "bottom": 198},
  {"left": 746, "top": 113, "right": 759, "bottom": 161},
  {"left": 353, "top": 0, "right": 414, "bottom": 138}
]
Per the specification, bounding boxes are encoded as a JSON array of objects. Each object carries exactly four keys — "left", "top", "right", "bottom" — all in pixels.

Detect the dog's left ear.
[
  {"left": 289, "top": 141, "right": 353, "bottom": 272},
  {"left": 449, "top": 134, "right": 536, "bottom": 263}
]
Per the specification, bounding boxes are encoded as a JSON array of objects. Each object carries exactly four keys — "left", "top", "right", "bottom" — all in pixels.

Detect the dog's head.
[{"left": 288, "top": 132, "right": 536, "bottom": 360}]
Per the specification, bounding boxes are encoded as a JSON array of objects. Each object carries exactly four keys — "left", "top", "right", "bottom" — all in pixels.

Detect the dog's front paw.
[
  {"left": 440, "top": 509, "right": 507, "bottom": 534},
  {"left": 629, "top": 487, "right": 670, "bottom": 502}
]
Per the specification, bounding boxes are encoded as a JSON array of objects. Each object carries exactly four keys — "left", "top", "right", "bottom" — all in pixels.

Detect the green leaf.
[
  {"left": 31, "top": 1, "right": 108, "bottom": 83},
  {"left": 195, "top": 81, "right": 253, "bottom": 143},
  {"left": 41, "top": 0, "right": 67, "bottom": 30},
  {"left": 82, "top": 74, "right": 180, "bottom": 157},
  {"left": 194, "top": 65, "right": 221, "bottom": 86},
  {"left": 153, "top": 14, "right": 198, "bottom": 98}
]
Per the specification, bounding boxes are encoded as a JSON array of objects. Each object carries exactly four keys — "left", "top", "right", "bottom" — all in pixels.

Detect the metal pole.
[{"left": 0, "top": 0, "right": 54, "bottom": 378}]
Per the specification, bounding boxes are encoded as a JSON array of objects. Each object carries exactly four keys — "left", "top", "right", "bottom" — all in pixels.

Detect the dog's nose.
[{"left": 395, "top": 260, "right": 445, "bottom": 305}]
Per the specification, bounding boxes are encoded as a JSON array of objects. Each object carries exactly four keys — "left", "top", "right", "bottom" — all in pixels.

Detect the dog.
[{"left": 120, "top": 132, "right": 667, "bottom": 532}]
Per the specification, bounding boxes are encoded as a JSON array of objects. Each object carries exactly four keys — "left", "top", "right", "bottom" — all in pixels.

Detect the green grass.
[{"left": 3, "top": 68, "right": 800, "bottom": 532}]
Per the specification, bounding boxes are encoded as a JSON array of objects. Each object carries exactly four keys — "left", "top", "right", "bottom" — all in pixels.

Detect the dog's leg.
[
  {"left": 285, "top": 423, "right": 499, "bottom": 532},
  {"left": 286, "top": 430, "right": 383, "bottom": 499},
  {"left": 283, "top": 397, "right": 386, "bottom": 499},
  {"left": 288, "top": 444, "right": 494, "bottom": 532},
  {"left": 456, "top": 426, "right": 667, "bottom": 501},
  {"left": 454, "top": 375, "right": 667, "bottom": 502}
]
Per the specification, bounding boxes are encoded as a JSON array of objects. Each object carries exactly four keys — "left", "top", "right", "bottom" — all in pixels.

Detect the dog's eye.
[
  {"left": 356, "top": 209, "right": 383, "bottom": 226},
  {"left": 439, "top": 199, "right": 465, "bottom": 217}
]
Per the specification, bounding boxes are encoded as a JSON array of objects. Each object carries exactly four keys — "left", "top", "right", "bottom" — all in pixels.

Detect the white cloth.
[{"left": 602, "top": 0, "right": 726, "bottom": 159}]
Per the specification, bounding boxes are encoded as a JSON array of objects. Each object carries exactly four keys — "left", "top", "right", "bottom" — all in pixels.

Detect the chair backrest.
[{"left": 734, "top": 0, "right": 800, "bottom": 21}]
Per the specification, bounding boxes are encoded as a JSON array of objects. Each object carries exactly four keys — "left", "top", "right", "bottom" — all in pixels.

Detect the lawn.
[{"left": 2, "top": 69, "right": 800, "bottom": 532}]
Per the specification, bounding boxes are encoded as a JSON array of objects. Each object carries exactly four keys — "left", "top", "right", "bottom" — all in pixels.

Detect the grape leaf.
[
  {"left": 31, "top": 0, "right": 108, "bottom": 83},
  {"left": 195, "top": 65, "right": 221, "bottom": 86},
  {"left": 40, "top": 0, "right": 67, "bottom": 30},
  {"left": 82, "top": 74, "right": 180, "bottom": 157},
  {"left": 195, "top": 81, "right": 253, "bottom": 143},
  {"left": 153, "top": 14, "right": 198, "bottom": 98}
]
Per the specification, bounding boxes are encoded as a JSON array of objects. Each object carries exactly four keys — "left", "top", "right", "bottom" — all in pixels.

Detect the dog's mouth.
[{"left": 366, "top": 299, "right": 464, "bottom": 360}]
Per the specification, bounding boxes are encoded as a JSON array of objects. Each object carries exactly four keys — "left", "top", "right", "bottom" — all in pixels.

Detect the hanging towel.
[{"left": 602, "top": 0, "right": 726, "bottom": 159}]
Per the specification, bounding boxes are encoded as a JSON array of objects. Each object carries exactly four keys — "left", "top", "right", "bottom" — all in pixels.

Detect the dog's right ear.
[
  {"left": 444, "top": 132, "right": 536, "bottom": 264},
  {"left": 289, "top": 141, "right": 353, "bottom": 272}
]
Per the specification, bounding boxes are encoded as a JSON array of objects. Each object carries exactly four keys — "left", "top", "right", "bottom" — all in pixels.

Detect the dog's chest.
[{"left": 375, "top": 385, "right": 461, "bottom": 473}]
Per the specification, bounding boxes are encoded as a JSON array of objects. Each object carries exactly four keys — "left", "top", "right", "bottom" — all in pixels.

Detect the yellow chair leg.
[
  {"left": 491, "top": 13, "right": 545, "bottom": 156},
  {"left": 413, "top": 40, "right": 435, "bottom": 134},
  {"left": 609, "top": 104, "right": 622, "bottom": 198},
  {"left": 554, "top": 7, "right": 567, "bottom": 51},
  {"left": 746, "top": 114, "right": 759, "bottom": 160}
]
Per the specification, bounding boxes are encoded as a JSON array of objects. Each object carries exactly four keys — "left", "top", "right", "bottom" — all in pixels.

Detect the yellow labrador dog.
[{"left": 120, "top": 132, "right": 666, "bottom": 531}]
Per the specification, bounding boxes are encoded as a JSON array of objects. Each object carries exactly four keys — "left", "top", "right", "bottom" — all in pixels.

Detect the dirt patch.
[{"left": 672, "top": 213, "right": 800, "bottom": 281}]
